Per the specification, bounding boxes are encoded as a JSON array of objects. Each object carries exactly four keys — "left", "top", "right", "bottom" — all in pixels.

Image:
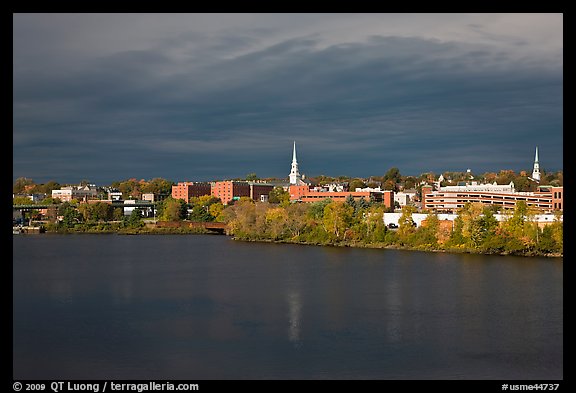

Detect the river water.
[{"left": 13, "top": 234, "right": 562, "bottom": 379}]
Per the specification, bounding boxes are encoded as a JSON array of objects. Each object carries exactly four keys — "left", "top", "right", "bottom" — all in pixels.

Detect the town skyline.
[
  {"left": 13, "top": 142, "right": 561, "bottom": 187},
  {"left": 14, "top": 14, "right": 563, "bottom": 184}
]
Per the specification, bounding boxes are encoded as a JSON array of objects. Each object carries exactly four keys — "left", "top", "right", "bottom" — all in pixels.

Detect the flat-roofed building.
[
  {"left": 289, "top": 185, "right": 310, "bottom": 201},
  {"left": 211, "top": 181, "right": 275, "bottom": 205},
  {"left": 421, "top": 183, "right": 563, "bottom": 213},
  {"left": 297, "top": 189, "right": 394, "bottom": 210},
  {"left": 171, "top": 182, "right": 211, "bottom": 202},
  {"left": 211, "top": 181, "right": 250, "bottom": 205},
  {"left": 249, "top": 182, "right": 274, "bottom": 203}
]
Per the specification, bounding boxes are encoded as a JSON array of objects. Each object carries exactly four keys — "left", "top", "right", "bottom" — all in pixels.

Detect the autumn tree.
[
  {"left": 223, "top": 198, "right": 257, "bottom": 238},
  {"left": 265, "top": 207, "right": 288, "bottom": 239},
  {"left": 397, "top": 205, "right": 416, "bottom": 245},
  {"left": 413, "top": 213, "right": 440, "bottom": 248},
  {"left": 78, "top": 202, "right": 113, "bottom": 222},
  {"left": 13, "top": 177, "right": 35, "bottom": 194},
  {"left": 141, "top": 178, "right": 174, "bottom": 195},
  {"left": 158, "top": 197, "right": 187, "bottom": 221},
  {"left": 363, "top": 204, "right": 387, "bottom": 243},
  {"left": 285, "top": 203, "right": 309, "bottom": 239},
  {"left": 322, "top": 201, "right": 354, "bottom": 241}
]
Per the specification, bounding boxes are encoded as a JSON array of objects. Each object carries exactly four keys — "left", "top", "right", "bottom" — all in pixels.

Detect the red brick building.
[
  {"left": 250, "top": 183, "right": 275, "bottom": 202},
  {"left": 289, "top": 185, "right": 309, "bottom": 201},
  {"left": 171, "top": 182, "right": 211, "bottom": 202},
  {"left": 289, "top": 186, "right": 395, "bottom": 210},
  {"left": 211, "top": 181, "right": 250, "bottom": 205},
  {"left": 211, "top": 181, "right": 275, "bottom": 204}
]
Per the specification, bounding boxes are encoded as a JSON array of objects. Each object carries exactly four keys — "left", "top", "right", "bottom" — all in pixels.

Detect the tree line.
[
  {"left": 222, "top": 197, "right": 563, "bottom": 256},
  {"left": 13, "top": 167, "right": 563, "bottom": 199}
]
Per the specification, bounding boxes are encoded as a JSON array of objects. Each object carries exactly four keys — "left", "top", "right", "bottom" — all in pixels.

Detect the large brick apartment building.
[
  {"left": 171, "top": 182, "right": 212, "bottom": 201},
  {"left": 421, "top": 183, "right": 563, "bottom": 213},
  {"left": 211, "top": 181, "right": 275, "bottom": 205}
]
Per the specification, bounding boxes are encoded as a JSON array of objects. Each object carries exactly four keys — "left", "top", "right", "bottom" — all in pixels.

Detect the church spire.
[
  {"left": 532, "top": 146, "right": 540, "bottom": 182},
  {"left": 289, "top": 141, "right": 301, "bottom": 185}
]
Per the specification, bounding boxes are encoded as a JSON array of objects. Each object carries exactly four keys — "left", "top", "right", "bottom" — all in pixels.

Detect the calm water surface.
[{"left": 13, "top": 235, "right": 562, "bottom": 379}]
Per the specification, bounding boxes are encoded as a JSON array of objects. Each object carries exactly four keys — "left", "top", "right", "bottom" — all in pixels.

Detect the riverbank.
[
  {"left": 230, "top": 236, "right": 563, "bottom": 258},
  {"left": 16, "top": 222, "right": 562, "bottom": 258},
  {"left": 38, "top": 226, "right": 215, "bottom": 235}
]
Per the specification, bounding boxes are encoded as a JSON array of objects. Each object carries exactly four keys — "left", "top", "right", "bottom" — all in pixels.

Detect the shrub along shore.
[{"left": 222, "top": 197, "right": 562, "bottom": 258}]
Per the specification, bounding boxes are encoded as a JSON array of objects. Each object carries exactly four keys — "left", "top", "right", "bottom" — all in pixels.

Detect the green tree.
[
  {"left": 113, "top": 207, "right": 124, "bottom": 221},
  {"left": 268, "top": 186, "right": 290, "bottom": 206},
  {"left": 159, "top": 197, "right": 187, "bottom": 221},
  {"left": 126, "top": 209, "right": 144, "bottom": 228},
  {"left": 57, "top": 202, "right": 81, "bottom": 228},
  {"left": 246, "top": 173, "right": 258, "bottom": 181},
  {"left": 12, "top": 196, "right": 33, "bottom": 205},
  {"left": 40, "top": 196, "right": 61, "bottom": 204},
  {"left": 348, "top": 178, "right": 366, "bottom": 192},
  {"left": 37, "top": 180, "right": 61, "bottom": 195},
  {"left": 383, "top": 167, "right": 401, "bottom": 186},
  {"left": 308, "top": 198, "right": 332, "bottom": 220},
  {"left": 537, "top": 225, "right": 557, "bottom": 254},
  {"left": 345, "top": 194, "right": 356, "bottom": 209},
  {"left": 78, "top": 202, "right": 113, "bottom": 222},
  {"left": 403, "top": 176, "right": 417, "bottom": 190},
  {"left": 141, "top": 178, "right": 174, "bottom": 195},
  {"left": 189, "top": 195, "right": 220, "bottom": 222}
]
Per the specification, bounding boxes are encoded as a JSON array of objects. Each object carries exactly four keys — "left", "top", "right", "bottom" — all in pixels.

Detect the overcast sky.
[{"left": 13, "top": 13, "right": 563, "bottom": 184}]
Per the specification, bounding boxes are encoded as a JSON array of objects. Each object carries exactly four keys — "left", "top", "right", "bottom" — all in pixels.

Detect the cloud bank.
[{"left": 13, "top": 13, "right": 563, "bottom": 183}]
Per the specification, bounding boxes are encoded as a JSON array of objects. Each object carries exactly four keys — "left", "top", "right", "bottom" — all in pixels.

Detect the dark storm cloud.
[{"left": 13, "top": 14, "right": 562, "bottom": 183}]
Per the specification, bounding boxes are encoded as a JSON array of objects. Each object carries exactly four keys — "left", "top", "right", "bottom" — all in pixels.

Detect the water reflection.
[
  {"left": 287, "top": 289, "right": 302, "bottom": 346},
  {"left": 385, "top": 269, "right": 402, "bottom": 344},
  {"left": 111, "top": 259, "right": 134, "bottom": 305},
  {"left": 13, "top": 236, "right": 563, "bottom": 379},
  {"left": 49, "top": 279, "right": 73, "bottom": 304}
]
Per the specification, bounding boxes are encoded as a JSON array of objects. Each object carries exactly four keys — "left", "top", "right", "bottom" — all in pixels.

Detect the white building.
[
  {"left": 52, "top": 185, "right": 97, "bottom": 202},
  {"left": 108, "top": 190, "right": 123, "bottom": 201},
  {"left": 355, "top": 187, "right": 382, "bottom": 192},
  {"left": 394, "top": 190, "right": 417, "bottom": 207},
  {"left": 439, "top": 181, "right": 515, "bottom": 193},
  {"left": 384, "top": 212, "right": 562, "bottom": 228},
  {"left": 142, "top": 193, "right": 155, "bottom": 202}
]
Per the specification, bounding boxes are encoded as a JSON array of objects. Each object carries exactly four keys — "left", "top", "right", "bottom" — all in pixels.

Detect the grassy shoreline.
[
  {"left": 28, "top": 225, "right": 562, "bottom": 258},
  {"left": 229, "top": 236, "right": 563, "bottom": 258}
]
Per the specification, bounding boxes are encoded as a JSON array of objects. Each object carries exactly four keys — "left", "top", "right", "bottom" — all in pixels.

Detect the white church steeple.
[
  {"left": 289, "top": 141, "right": 302, "bottom": 185},
  {"left": 532, "top": 146, "right": 540, "bottom": 182}
]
